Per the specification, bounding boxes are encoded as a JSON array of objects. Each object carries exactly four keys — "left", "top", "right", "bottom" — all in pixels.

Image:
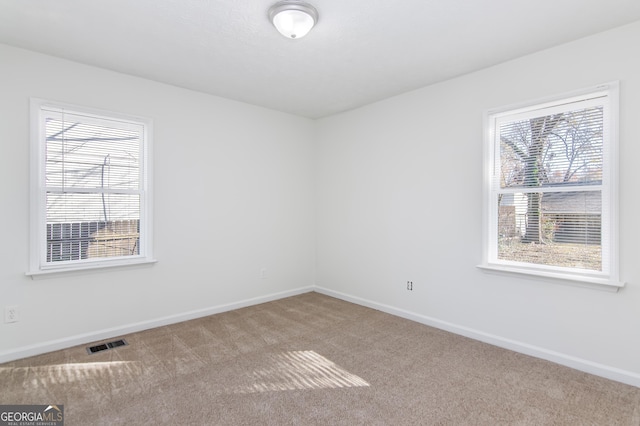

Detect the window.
[
  {"left": 28, "top": 99, "right": 154, "bottom": 276},
  {"left": 481, "top": 83, "right": 622, "bottom": 288}
]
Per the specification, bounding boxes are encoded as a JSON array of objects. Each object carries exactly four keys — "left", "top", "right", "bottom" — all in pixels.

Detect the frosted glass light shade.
[{"left": 268, "top": 1, "right": 318, "bottom": 39}]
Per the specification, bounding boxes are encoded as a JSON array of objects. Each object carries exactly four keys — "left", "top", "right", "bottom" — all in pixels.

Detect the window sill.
[
  {"left": 26, "top": 258, "right": 157, "bottom": 280},
  {"left": 476, "top": 264, "right": 624, "bottom": 292}
]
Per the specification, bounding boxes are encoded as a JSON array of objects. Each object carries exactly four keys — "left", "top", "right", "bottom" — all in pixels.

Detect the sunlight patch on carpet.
[
  {"left": 230, "top": 350, "right": 370, "bottom": 394},
  {"left": 0, "top": 361, "right": 142, "bottom": 386}
]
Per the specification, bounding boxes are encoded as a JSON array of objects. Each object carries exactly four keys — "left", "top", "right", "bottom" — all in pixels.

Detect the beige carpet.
[{"left": 1, "top": 292, "right": 639, "bottom": 425}]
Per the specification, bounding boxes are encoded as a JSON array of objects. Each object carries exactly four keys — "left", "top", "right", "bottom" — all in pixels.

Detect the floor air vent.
[{"left": 87, "top": 339, "right": 128, "bottom": 355}]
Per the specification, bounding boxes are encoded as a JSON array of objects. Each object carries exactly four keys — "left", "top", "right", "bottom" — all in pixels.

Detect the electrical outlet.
[
  {"left": 5, "top": 306, "right": 19, "bottom": 323},
  {"left": 406, "top": 281, "right": 413, "bottom": 291}
]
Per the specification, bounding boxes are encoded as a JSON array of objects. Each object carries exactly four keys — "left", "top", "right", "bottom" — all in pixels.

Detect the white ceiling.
[{"left": 1, "top": 1, "right": 640, "bottom": 118}]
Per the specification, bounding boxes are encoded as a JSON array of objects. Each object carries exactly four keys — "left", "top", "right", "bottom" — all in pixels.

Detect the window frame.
[
  {"left": 479, "top": 83, "right": 623, "bottom": 290},
  {"left": 27, "top": 99, "right": 155, "bottom": 277}
]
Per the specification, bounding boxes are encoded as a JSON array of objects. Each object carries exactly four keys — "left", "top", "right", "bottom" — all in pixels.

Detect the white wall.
[
  {"left": 0, "top": 44, "right": 316, "bottom": 360},
  {"left": 315, "top": 21, "right": 640, "bottom": 386}
]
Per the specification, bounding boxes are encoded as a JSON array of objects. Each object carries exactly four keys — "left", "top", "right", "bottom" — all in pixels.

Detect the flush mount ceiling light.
[{"left": 268, "top": 1, "right": 318, "bottom": 39}]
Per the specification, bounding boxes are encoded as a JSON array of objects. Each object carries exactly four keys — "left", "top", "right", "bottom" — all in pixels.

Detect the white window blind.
[
  {"left": 29, "top": 100, "right": 154, "bottom": 275},
  {"left": 483, "top": 84, "right": 621, "bottom": 287}
]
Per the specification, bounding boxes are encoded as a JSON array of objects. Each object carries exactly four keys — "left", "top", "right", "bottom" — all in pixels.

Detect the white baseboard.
[
  {"left": 4, "top": 284, "right": 639, "bottom": 389},
  {"left": 0, "top": 286, "right": 314, "bottom": 364},
  {"left": 314, "top": 286, "right": 640, "bottom": 389}
]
